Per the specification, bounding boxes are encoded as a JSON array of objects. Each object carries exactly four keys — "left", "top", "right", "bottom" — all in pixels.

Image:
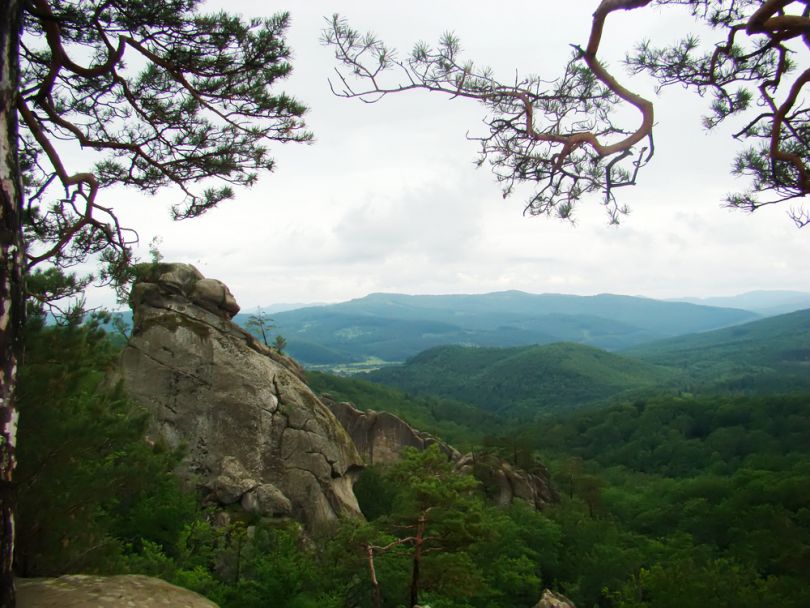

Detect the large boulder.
[
  {"left": 456, "top": 453, "right": 557, "bottom": 510},
  {"left": 121, "top": 263, "right": 363, "bottom": 530},
  {"left": 17, "top": 575, "right": 218, "bottom": 608}
]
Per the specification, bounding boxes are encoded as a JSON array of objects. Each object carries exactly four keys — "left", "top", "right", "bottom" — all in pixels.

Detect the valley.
[{"left": 17, "top": 274, "right": 810, "bottom": 608}]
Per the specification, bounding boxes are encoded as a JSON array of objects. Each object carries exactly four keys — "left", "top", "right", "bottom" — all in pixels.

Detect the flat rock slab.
[{"left": 17, "top": 574, "right": 218, "bottom": 608}]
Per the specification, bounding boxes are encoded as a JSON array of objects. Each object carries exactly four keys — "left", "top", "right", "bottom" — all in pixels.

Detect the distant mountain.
[
  {"left": 624, "top": 307, "right": 810, "bottom": 393},
  {"left": 362, "top": 342, "right": 677, "bottom": 417},
  {"left": 270, "top": 291, "right": 759, "bottom": 366},
  {"left": 672, "top": 290, "right": 810, "bottom": 316},
  {"left": 239, "top": 302, "right": 327, "bottom": 315}
]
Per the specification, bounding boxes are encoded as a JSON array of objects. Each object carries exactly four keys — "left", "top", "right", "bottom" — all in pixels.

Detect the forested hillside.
[
  {"left": 18, "top": 306, "right": 810, "bottom": 608},
  {"left": 305, "top": 366, "right": 810, "bottom": 608},
  {"left": 626, "top": 308, "right": 810, "bottom": 393},
  {"left": 363, "top": 343, "right": 675, "bottom": 417},
  {"left": 361, "top": 308, "right": 810, "bottom": 418}
]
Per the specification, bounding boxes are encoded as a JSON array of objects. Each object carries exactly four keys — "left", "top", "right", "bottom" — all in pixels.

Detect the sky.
[{"left": 80, "top": 1, "right": 810, "bottom": 310}]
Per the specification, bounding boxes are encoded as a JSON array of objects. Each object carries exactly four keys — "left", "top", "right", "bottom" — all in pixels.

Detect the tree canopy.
[
  {"left": 324, "top": 0, "right": 810, "bottom": 226},
  {"left": 18, "top": 0, "right": 311, "bottom": 302}
]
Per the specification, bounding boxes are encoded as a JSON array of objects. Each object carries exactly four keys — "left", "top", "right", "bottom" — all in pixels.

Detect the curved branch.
[
  {"left": 28, "top": 0, "right": 126, "bottom": 102},
  {"left": 580, "top": 0, "right": 655, "bottom": 157}
]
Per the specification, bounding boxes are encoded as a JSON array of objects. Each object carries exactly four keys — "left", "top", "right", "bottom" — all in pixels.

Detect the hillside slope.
[
  {"left": 363, "top": 342, "right": 677, "bottom": 417},
  {"left": 624, "top": 307, "right": 810, "bottom": 392}
]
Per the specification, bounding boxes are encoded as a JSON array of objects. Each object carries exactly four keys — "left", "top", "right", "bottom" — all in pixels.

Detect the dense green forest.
[
  {"left": 362, "top": 343, "right": 676, "bottom": 417},
  {"left": 17, "top": 318, "right": 810, "bottom": 608},
  {"left": 361, "top": 308, "right": 810, "bottom": 420},
  {"left": 625, "top": 308, "right": 810, "bottom": 393}
]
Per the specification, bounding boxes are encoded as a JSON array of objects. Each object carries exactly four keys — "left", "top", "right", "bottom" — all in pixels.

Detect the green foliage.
[
  {"left": 348, "top": 448, "right": 568, "bottom": 608},
  {"left": 14, "top": 316, "right": 198, "bottom": 576},
  {"left": 535, "top": 394, "right": 810, "bottom": 475},
  {"left": 273, "top": 334, "right": 288, "bottom": 353},
  {"left": 308, "top": 370, "right": 497, "bottom": 448},
  {"left": 19, "top": 0, "right": 311, "bottom": 299},
  {"left": 522, "top": 393, "right": 810, "bottom": 607},
  {"left": 246, "top": 308, "right": 275, "bottom": 347},
  {"left": 364, "top": 343, "right": 675, "bottom": 418},
  {"left": 610, "top": 556, "right": 807, "bottom": 608}
]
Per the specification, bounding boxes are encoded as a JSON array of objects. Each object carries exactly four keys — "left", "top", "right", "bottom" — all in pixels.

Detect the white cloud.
[{"left": 74, "top": 1, "right": 810, "bottom": 310}]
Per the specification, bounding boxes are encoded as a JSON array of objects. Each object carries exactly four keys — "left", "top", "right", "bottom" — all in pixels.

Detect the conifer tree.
[
  {"left": 0, "top": 2, "right": 311, "bottom": 604},
  {"left": 325, "top": 1, "right": 810, "bottom": 226}
]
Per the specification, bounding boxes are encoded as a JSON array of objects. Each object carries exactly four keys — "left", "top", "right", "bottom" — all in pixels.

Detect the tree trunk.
[
  {"left": 409, "top": 512, "right": 427, "bottom": 608},
  {"left": 366, "top": 543, "right": 382, "bottom": 608},
  {"left": 0, "top": 1, "right": 24, "bottom": 606}
]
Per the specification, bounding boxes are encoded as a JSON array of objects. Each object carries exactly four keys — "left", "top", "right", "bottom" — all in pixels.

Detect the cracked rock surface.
[{"left": 120, "top": 263, "right": 363, "bottom": 530}]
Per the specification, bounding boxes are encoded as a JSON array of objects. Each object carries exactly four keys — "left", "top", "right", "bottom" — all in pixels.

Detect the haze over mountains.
[
  {"left": 671, "top": 290, "right": 810, "bottom": 316},
  {"left": 260, "top": 290, "right": 769, "bottom": 367}
]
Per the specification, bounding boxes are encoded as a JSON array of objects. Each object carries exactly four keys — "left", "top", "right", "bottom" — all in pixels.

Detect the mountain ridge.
[{"left": 267, "top": 291, "right": 759, "bottom": 367}]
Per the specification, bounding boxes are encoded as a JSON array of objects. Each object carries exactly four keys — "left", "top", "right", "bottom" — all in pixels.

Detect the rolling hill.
[
  {"left": 358, "top": 307, "right": 810, "bottom": 418},
  {"left": 624, "top": 307, "right": 810, "bottom": 392},
  {"left": 270, "top": 291, "right": 758, "bottom": 367},
  {"left": 362, "top": 342, "right": 677, "bottom": 417}
]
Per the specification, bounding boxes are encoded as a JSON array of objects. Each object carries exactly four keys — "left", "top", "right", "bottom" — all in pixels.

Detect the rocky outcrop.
[
  {"left": 322, "top": 397, "right": 460, "bottom": 464},
  {"left": 534, "top": 589, "right": 577, "bottom": 608},
  {"left": 121, "top": 263, "right": 363, "bottom": 530},
  {"left": 17, "top": 575, "right": 218, "bottom": 607},
  {"left": 456, "top": 453, "right": 557, "bottom": 510},
  {"left": 322, "top": 396, "right": 556, "bottom": 510}
]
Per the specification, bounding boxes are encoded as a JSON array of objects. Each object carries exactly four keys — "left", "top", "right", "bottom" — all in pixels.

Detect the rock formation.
[
  {"left": 17, "top": 575, "right": 219, "bottom": 608},
  {"left": 322, "top": 396, "right": 557, "bottom": 510},
  {"left": 456, "top": 452, "right": 557, "bottom": 510},
  {"left": 120, "top": 263, "right": 363, "bottom": 530},
  {"left": 534, "top": 589, "right": 577, "bottom": 608},
  {"left": 321, "top": 396, "right": 460, "bottom": 464}
]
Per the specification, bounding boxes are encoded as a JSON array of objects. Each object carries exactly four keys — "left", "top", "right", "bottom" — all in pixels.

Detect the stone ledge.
[{"left": 16, "top": 574, "right": 218, "bottom": 608}]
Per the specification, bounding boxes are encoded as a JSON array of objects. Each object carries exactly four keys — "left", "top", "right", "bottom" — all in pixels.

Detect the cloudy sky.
[{"left": 85, "top": 1, "right": 810, "bottom": 310}]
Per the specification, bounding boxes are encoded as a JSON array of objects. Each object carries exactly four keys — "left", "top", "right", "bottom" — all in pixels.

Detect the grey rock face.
[
  {"left": 322, "top": 396, "right": 556, "bottom": 510},
  {"left": 121, "top": 263, "right": 363, "bottom": 530},
  {"left": 322, "top": 397, "right": 460, "bottom": 465}
]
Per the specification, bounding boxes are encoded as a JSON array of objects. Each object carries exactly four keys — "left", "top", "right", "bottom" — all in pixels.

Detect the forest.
[{"left": 14, "top": 306, "right": 810, "bottom": 608}]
